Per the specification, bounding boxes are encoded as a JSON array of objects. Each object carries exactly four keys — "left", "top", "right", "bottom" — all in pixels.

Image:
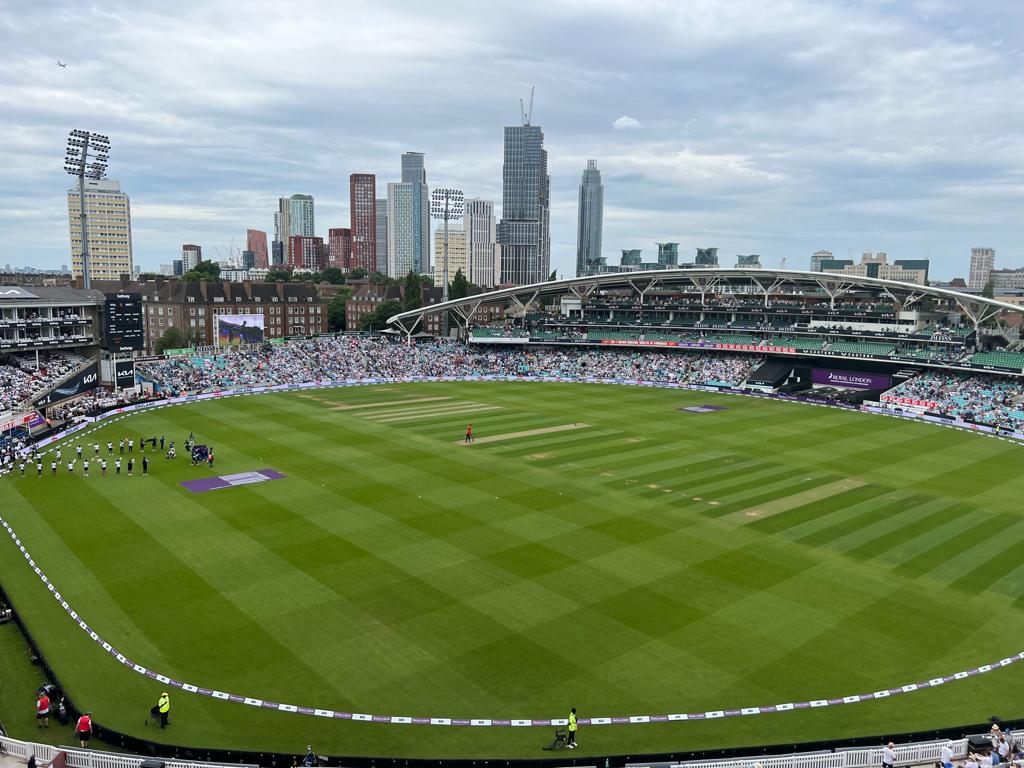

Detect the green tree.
[
  {"left": 349, "top": 267, "right": 368, "bottom": 280},
  {"left": 983, "top": 279, "right": 995, "bottom": 299},
  {"left": 154, "top": 326, "right": 191, "bottom": 355},
  {"left": 402, "top": 270, "right": 423, "bottom": 312},
  {"left": 265, "top": 269, "right": 291, "bottom": 283},
  {"left": 548, "top": 269, "right": 558, "bottom": 281},
  {"left": 320, "top": 267, "right": 345, "bottom": 285},
  {"left": 360, "top": 299, "right": 403, "bottom": 331},
  {"left": 182, "top": 261, "right": 221, "bottom": 282},
  {"left": 370, "top": 271, "right": 398, "bottom": 285},
  {"left": 449, "top": 268, "right": 469, "bottom": 300},
  {"left": 327, "top": 286, "right": 353, "bottom": 331}
]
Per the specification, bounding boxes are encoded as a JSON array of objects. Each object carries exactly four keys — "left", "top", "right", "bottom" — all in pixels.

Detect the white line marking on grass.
[{"left": 458, "top": 423, "right": 591, "bottom": 445}]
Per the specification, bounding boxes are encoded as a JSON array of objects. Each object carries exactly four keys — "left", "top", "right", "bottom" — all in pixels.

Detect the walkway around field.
[{"left": 457, "top": 423, "right": 592, "bottom": 445}]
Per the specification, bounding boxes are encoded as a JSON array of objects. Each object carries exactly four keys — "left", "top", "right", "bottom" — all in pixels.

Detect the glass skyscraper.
[
  {"left": 575, "top": 160, "right": 604, "bottom": 276},
  {"left": 498, "top": 123, "right": 550, "bottom": 285},
  {"left": 387, "top": 153, "right": 430, "bottom": 276},
  {"left": 274, "top": 194, "right": 314, "bottom": 264}
]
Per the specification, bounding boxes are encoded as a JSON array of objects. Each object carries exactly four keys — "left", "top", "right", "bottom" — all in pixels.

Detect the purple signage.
[{"left": 812, "top": 368, "right": 891, "bottom": 390}]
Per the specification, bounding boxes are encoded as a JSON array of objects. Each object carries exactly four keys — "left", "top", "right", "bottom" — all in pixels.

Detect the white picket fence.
[{"left": 0, "top": 735, "right": 255, "bottom": 768}]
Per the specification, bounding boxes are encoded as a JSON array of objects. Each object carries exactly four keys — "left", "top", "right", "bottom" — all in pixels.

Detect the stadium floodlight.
[
  {"left": 64, "top": 129, "right": 112, "bottom": 289},
  {"left": 430, "top": 188, "right": 465, "bottom": 337}
]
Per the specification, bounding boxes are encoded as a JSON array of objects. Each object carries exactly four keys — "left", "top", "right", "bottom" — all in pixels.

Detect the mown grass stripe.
[{"left": 744, "top": 484, "right": 890, "bottom": 533}]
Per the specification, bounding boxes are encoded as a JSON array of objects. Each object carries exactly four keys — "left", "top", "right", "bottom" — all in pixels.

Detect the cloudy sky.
[{"left": 1, "top": 0, "right": 1022, "bottom": 279}]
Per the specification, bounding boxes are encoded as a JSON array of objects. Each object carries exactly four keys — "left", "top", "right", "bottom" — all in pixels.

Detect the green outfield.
[{"left": 2, "top": 381, "right": 1024, "bottom": 760}]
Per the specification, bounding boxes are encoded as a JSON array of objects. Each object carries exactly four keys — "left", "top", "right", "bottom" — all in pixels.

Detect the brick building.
[
  {"left": 287, "top": 235, "right": 325, "bottom": 272},
  {"left": 328, "top": 228, "right": 353, "bottom": 270},
  {"left": 92, "top": 276, "right": 327, "bottom": 352}
]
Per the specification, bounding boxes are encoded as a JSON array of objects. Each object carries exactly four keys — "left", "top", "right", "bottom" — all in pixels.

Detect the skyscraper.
[
  {"left": 657, "top": 242, "right": 679, "bottom": 266},
  {"left": 67, "top": 179, "right": 134, "bottom": 280},
  {"left": 290, "top": 195, "right": 315, "bottom": 237},
  {"left": 181, "top": 244, "right": 202, "bottom": 272},
  {"left": 464, "top": 198, "right": 499, "bottom": 288},
  {"left": 498, "top": 119, "right": 550, "bottom": 285},
  {"left": 349, "top": 174, "right": 377, "bottom": 273},
  {"left": 272, "top": 198, "right": 288, "bottom": 264},
  {"left": 969, "top": 247, "right": 995, "bottom": 289},
  {"left": 736, "top": 254, "right": 762, "bottom": 268},
  {"left": 274, "top": 194, "right": 315, "bottom": 264},
  {"left": 328, "top": 228, "right": 352, "bottom": 270},
  {"left": 386, "top": 152, "right": 430, "bottom": 277},
  {"left": 375, "top": 198, "right": 388, "bottom": 275},
  {"left": 621, "top": 249, "right": 642, "bottom": 266},
  {"left": 246, "top": 229, "right": 269, "bottom": 269},
  {"left": 575, "top": 160, "right": 604, "bottom": 276}
]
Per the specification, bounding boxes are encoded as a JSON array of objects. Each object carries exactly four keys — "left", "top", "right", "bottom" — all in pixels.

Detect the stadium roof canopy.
[{"left": 386, "top": 267, "right": 1023, "bottom": 336}]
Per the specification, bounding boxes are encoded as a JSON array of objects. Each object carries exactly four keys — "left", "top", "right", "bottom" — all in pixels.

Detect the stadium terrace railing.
[
  {"left": 0, "top": 734, "right": 256, "bottom": 768},
  {"left": 665, "top": 737, "right": 965, "bottom": 768},
  {"left": 642, "top": 732, "right": 1022, "bottom": 768},
  {"left": 1, "top": 731, "right": 1014, "bottom": 768}
]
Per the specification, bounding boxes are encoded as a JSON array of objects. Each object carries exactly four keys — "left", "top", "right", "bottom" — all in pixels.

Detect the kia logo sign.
[{"left": 83, "top": 373, "right": 97, "bottom": 384}]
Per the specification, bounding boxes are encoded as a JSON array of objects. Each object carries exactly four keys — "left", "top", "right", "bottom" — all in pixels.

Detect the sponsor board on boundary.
[{"left": 881, "top": 394, "right": 939, "bottom": 409}]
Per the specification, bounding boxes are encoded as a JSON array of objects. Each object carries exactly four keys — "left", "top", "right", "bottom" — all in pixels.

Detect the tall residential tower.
[
  {"left": 969, "top": 247, "right": 995, "bottom": 289},
  {"left": 349, "top": 174, "right": 377, "bottom": 273},
  {"left": 387, "top": 152, "right": 430, "bottom": 277},
  {"left": 575, "top": 160, "right": 604, "bottom": 276},
  {"left": 67, "top": 179, "right": 134, "bottom": 280},
  {"left": 497, "top": 115, "right": 550, "bottom": 285},
  {"left": 464, "top": 198, "right": 499, "bottom": 287}
]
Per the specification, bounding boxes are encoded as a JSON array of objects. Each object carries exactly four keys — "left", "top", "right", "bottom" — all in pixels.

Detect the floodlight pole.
[
  {"left": 76, "top": 137, "right": 91, "bottom": 289},
  {"left": 65, "top": 130, "right": 110, "bottom": 290},
  {"left": 430, "top": 187, "right": 464, "bottom": 338}
]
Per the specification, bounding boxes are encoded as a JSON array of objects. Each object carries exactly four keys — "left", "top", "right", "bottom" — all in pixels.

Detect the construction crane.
[{"left": 520, "top": 86, "right": 535, "bottom": 126}]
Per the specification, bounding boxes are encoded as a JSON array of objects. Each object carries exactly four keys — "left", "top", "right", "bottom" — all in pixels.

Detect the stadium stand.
[
  {"left": 883, "top": 371, "right": 1024, "bottom": 430},
  {"left": 0, "top": 352, "right": 90, "bottom": 413},
  {"left": 970, "top": 350, "right": 1024, "bottom": 371},
  {"left": 135, "top": 338, "right": 760, "bottom": 394}
]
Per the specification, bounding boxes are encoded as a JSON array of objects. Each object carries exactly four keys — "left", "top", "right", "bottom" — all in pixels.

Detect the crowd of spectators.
[
  {"left": 136, "top": 337, "right": 759, "bottom": 395},
  {"left": 0, "top": 352, "right": 90, "bottom": 414},
  {"left": 884, "top": 371, "right": 1024, "bottom": 431}
]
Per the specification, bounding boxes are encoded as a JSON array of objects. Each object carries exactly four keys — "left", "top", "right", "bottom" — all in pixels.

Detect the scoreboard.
[{"left": 104, "top": 293, "right": 145, "bottom": 351}]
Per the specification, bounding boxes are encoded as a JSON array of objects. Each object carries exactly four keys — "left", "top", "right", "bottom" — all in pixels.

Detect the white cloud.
[{"left": 613, "top": 115, "right": 643, "bottom": 130}]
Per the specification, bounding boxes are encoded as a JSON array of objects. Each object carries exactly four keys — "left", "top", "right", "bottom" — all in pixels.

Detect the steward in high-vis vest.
[
  {"left": 567, "top": 707, "right": 578, "bottom": 748},
  {"left": 150, "top": 692, "right": 170, "bottom": 728}
]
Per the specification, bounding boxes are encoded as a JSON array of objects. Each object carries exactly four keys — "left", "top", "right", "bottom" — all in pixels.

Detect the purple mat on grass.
[{"left": 180, "top": 469, "right": 285, "bottom": 493}]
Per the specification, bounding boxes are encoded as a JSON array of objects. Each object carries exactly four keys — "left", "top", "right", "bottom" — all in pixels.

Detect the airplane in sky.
[{"left": 56, "top": 60, "right": 67, "bottom": 68}]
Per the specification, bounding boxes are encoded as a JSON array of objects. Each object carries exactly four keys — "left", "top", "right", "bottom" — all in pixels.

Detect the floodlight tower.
[
  {"left": 64, "top": 130, "right": 110, "bottom": 289},
  {"left": 430, "top": 187, "right": 464, "bottom": 336}
]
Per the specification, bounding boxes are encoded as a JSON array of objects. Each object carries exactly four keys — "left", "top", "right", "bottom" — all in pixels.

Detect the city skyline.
[{"left": 2, "top": 1, "right": 1023, "bottom": 280}]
